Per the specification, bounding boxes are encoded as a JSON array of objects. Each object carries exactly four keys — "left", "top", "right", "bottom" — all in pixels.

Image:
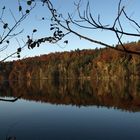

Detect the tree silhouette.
[
  {"left": 1, "top": 0, "right": 140, "bottom": 61},
  {"left": 0, "top": 0, "right": 38, "bottom": 61},
  {"left": 38, "top": 0, "right": 140, "bottom": 55},
  {"left": 0, "top": 0, "right": 70, "bottom": 61}
]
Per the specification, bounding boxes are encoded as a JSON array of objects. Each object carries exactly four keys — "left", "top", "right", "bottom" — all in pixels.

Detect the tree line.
[{"left": 0, "top": 41, "right": 140, "bottom": 81}]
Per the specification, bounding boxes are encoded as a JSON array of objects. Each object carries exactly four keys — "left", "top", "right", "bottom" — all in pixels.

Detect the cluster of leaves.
[
  {"left": 18, "top": 0, "right": 34, "bottom": 13},
  {"left": 17, "top": 47, "right": 22, "bottom": 58},
  {"left": 27, "top": 24, "right": 68, "bottom": 49},
  {"left": 26, "top": 0, "right": 69, "bottom": 50},
  {"left": 50, "top": 24, "right": 64, "bottom": 40}
]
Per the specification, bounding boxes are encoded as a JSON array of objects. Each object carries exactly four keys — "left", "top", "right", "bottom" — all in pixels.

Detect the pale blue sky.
[{"left": 0, "top": 0, "right": 140, "bottom": 61}]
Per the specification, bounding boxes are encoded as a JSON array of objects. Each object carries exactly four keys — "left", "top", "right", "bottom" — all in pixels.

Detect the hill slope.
[{"left": 0, "top": 41, "right": 140, "bottom": 81}]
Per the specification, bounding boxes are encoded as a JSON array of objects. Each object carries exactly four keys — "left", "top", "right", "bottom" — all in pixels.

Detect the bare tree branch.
[
  {"left": 0, "top": 0, "right": 36, "bottom": 61},
  {"left": 0, "top": 95, "right": 22, "bottom": 102},
  {"left": 42, "top": 0, "right": 140, "bottom": 55}
]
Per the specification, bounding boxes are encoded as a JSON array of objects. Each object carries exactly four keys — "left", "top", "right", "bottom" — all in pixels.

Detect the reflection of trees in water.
[
  {"left": 1, "top": 79, "right": 140, "bottom": 111},
  {"left": 94, "top": 79, "right": 140, "bottom": 111}
]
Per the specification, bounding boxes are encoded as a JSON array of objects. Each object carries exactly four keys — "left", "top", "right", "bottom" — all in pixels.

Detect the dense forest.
[{"left": 0, "top": 41, "right": 140, "bottom": 81}]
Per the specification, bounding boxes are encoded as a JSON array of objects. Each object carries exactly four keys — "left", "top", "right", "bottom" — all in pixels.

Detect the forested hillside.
[{"left": 1, "top": 41, "right": 140, "bottom": 81}]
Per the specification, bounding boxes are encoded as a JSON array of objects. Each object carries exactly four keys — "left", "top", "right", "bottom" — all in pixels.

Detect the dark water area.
[{"left": 0, "top": 79, "right": 140, "bottom": 140}]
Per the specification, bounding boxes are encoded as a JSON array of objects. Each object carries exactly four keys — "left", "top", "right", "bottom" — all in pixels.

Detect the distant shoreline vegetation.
[{"left": 0, "top": 41, "right": 140, "bottom": 81}]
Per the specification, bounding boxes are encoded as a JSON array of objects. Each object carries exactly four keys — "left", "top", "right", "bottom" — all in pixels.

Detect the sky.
[{"left": 0, "top": 0, "right": 140, "bottom": 61}]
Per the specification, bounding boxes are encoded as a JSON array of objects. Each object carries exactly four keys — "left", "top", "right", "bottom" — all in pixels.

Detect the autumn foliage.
[{"left": 1, "top": 41, "right": 140, "bottom": 81}]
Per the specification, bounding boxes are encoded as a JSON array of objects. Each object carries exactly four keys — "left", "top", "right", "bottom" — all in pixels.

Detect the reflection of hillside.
[{"left": 1, "top": 79, "right": 140, "bottom": 112}]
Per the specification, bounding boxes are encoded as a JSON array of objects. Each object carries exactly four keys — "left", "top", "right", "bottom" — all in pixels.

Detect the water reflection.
[
  {"left": 0, "top": 79, "right": 140, "bottom": 111},
  {"left": 0, "top": 79, "right": 140, "bottom": 139}
]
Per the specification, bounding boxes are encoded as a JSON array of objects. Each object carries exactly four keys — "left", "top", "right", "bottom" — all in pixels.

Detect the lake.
[{"left": 0, "top": 79, "right": 140, "bottom": 140}]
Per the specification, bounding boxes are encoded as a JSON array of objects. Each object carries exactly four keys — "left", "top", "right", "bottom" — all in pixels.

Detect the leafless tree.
[
  {"left": 0, "top": 0, "right": 37, "bottom": 62},
  {"left": 1, "top": 0, "right": 140, "bottom": 61},
  {"left": 36, "top": 0, "right": 140, "bottom": 55}
]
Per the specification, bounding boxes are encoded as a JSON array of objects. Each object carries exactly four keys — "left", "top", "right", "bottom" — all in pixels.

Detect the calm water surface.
[{"left": 0, "top": 79, "right": 140, "bottom": 140}]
